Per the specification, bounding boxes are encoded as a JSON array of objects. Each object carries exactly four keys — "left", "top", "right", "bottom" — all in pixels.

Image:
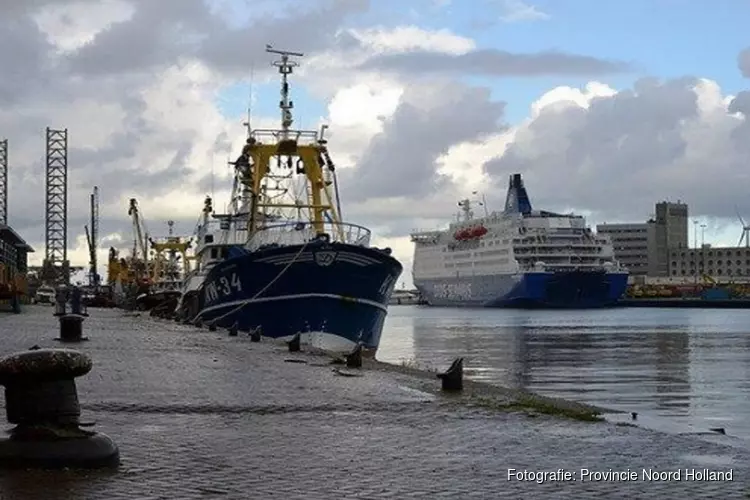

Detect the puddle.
[
  {"left": 397, "top": 385, "right": 436, "bottom": 401},
  {"left": 135, "top": 424, "right": 166, "bottom": 433}
]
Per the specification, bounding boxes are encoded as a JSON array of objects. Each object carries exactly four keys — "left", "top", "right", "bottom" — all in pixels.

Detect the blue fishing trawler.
[{"left": 190, "top": 46, "right": 402, "bottom": 355}]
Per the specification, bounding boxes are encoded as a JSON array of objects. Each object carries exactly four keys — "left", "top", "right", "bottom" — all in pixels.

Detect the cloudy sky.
[{"left": 2, "top": 0, "right": 749, "bottom": 288}]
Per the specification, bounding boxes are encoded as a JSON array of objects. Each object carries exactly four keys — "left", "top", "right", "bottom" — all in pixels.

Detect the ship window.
[
  {"left": 718, "top": 269, "right": 723, "bottom": 275},
  {"left": 738, "top": 260, "right": 742, "bottom": 266},
  {"left": 211, "top": 248, "right": 218, "bottom": 259},
  {"left": 205, "top": 234, "right": 214, "bottom": 243},
  {"left": 221, "top": 248, "right": 229, "bottom": 258},
  {"left": 717, "top": 260, "right": 723, "bottom": 266},
  {"left": 718, "top": 251, "right": 723, "bottom": 257}
]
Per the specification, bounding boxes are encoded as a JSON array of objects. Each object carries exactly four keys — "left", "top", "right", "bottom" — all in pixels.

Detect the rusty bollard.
[
  {"left": 0, "top": 348, "right": 120, "bottom": 469},
  {"left": 437, "top": 357, "right": 464, "bottom": 392},
  {"left": 287, "top": 332, "right": 301, "bottom": 352},
  {"left": 228, "top": 322, "right": 238, "bottom": 337},
  {"left": 345, "top": 342, "right": 363, "bottom": 369},
  {"left": 249, "top": 327, "right": 261, "bottom": 342}
]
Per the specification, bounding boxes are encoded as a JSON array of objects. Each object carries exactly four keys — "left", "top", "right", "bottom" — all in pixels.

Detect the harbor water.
[{"left": 378, "top": 305, "right": 750, "bottom": 439}]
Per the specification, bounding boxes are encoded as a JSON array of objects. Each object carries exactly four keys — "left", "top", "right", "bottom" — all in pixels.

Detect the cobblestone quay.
[{"left": 0, "top": 306, "right": 748, "bottom": 499}]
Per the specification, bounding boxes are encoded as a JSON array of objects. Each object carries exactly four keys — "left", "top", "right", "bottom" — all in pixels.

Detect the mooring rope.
[{"left": 189, "top": 239, "right": 311, "bottom": 325}]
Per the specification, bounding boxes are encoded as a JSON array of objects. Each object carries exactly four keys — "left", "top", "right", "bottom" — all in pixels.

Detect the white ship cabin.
[
  {"left": 411, "top": 174, "right": 620, "bottom": 279},
  {"left": 192, "top": 196, "right": 250, "bottom": 274}
]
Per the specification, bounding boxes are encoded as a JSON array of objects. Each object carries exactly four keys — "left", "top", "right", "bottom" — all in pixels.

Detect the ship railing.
[
  {"left": 246, "top": 221, "right": 371, "bottom": 251},
  {"left": 249, "top": 129, "right": 321, "bottom": 144}
]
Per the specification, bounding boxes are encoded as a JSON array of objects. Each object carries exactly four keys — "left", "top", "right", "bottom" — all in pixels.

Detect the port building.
[
  {"left": 0, "top": 223, "right": 34, "bottom": 302},
  {"left": 597, "top": 201, "right": 688, "bottom": 277},
  {"left": 595, "top": 222, "right": 654, "bottom": 276}
]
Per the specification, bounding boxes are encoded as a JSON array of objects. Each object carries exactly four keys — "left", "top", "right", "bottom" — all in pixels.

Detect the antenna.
[
  {"left": 210, "top": 151, "right": 215, "bottom": 200},
  {"left": 242, "top": 62, "right": 255, "bottom": 137},
  {"left": 266, "top": 44, "right": 304, "bottom": 138},
  {"left": 472, "top": 190, "right": 489, "bottom": 217}
]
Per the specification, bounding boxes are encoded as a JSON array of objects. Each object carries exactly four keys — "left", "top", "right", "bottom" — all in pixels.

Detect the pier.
[{"left": 0, "top": 306, "right": 748, "bottom": 498}]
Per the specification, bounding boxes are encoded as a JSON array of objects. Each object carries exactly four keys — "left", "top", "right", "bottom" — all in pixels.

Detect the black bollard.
[
  {"left": 287, "top": 332, "right": 301, "bottom": 352},
  {"left": 56, "top": 316, "right": 88, "bottom": 342},
  {"left": 55, "top": 287, "right": 89, "bottom": 342},
  {"left": 436, "top": 357, "right": 464, "bottom": 392},
  {"left": 208, "top": 322, "right": 217, "bottom": 332},
  {"left": 228, "top": 322, "right": 238, "bottom": 337},
  {"left": 345, "top": 342, "right": 363, "bottom": 369},
  {"left": 250, "top": 327, "right": 261, "bottom": 342},
  {"left": 195, "top": 318, "right": 203, "bottom": 329},
  {"left": 0, "top": 348, "right": 120, "bottom": 469}
]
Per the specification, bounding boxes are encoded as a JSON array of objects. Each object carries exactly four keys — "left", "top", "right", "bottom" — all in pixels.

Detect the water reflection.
[{"left": 378, "top": 306, "right": 749, "bottom": 437}]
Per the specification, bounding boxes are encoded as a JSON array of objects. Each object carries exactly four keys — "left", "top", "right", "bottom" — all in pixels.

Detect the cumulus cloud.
[
  {"left": 3, "top": 0, "right": 748, "bottom": 288},
  {"left": 497, "top": 0, "right": 550, "bottom": 23},
  {"left": 482, "top": 77, "right": 749, "bottom": 222},
  {"left": 340, "top": 82, "right": 506, "bottom": 200}
]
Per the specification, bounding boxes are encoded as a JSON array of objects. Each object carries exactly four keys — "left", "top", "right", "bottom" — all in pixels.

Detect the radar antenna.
[{"left": 265, "top": 44, "right": 304, "bottom": 140}]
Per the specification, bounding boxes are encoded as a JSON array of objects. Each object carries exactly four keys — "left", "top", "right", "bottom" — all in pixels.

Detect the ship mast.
[
  {"left": 267, "top": 45, "right": 302, "bottom": 141},
  {"left": 240, "top": 44, "right": 344, "bottom": 240}
]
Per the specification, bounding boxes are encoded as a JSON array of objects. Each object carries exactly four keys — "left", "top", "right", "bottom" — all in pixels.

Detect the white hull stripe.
[{"left": 199, "top": 292, "right": 388, "bottom": 316}]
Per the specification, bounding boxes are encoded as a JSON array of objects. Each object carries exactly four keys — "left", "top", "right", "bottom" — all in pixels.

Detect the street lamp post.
[
  {"left": 701, "top": 224, "right": 707, "bottom": 281},
  {"left": 693, "top": 220, "right": 699, "bottom": 284}
]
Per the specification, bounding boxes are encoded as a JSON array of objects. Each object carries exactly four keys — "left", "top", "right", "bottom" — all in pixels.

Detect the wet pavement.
[{"left": 0, "top": 305, "right": 748, "bottom": 499}]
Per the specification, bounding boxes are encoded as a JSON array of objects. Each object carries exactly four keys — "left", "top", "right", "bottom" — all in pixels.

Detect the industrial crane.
[
  {"left": 128, "top": 198, "right": 149, "bottom": 262},
  {"left": 127, "top": 198, "right": 150, "bottom": 282},
  {"left": 84, "top": 186, "right": 99, "bottom": 288}
]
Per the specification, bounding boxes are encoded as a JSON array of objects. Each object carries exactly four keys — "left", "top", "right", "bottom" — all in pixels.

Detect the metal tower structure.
[
  {"left": 43, "top": 127, "right": 70, "bottom": 285},
  {"left": 85, "top": 186, "right": 100, "bottom": 287},
  {"left": 0, "top": 139, "right": 7, "bottom": 225}
]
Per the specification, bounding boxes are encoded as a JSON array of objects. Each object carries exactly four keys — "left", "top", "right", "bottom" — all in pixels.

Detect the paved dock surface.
[{"left": 0, "top": 306, "right": 748, "bottom": 499}]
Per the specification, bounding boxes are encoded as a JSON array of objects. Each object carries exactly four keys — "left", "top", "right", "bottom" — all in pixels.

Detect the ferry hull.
[
  {"left": 195, "top": 241, "right": 402, "bottom": 355},
  {"left": 415, "top": 270, "right": 628, "bottom": 308}
]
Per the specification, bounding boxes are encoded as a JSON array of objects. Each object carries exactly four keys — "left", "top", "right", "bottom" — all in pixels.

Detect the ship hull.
[
  {"left": 195, "top": 241, "right": 402, "bottom": 355},
  {"left": 415, "top": 270, "right": 628, "bottom": 308}
]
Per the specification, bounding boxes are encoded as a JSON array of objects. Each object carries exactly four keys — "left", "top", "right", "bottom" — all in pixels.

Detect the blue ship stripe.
[{"left": 198, "top": 292, "right": 388, "bottom": 316}]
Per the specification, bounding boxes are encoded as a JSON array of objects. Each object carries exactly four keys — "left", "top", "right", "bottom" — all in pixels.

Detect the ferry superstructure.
[{"left": 410, "top": 173, "right": 628, "bottom": 308}]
